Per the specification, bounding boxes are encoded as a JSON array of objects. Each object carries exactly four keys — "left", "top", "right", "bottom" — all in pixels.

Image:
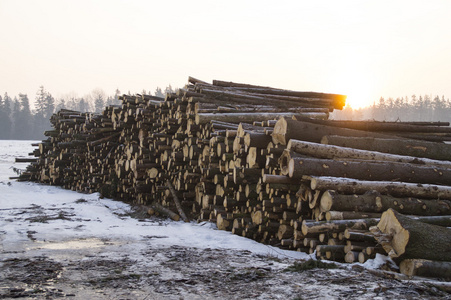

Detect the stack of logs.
[{"left": 15, "top": 77, "right": 451, "bottom": 279}]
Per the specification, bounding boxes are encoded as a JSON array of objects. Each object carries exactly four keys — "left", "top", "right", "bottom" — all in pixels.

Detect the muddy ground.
[{"left": 1, "top": 206, "right": 450, "bottom": 300}]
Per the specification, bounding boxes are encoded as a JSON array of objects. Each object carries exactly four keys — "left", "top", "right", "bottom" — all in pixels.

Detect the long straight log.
[
  {"left": 295, "top": 117, "right": 451, "bottom": 133},
  {"left": 272, "top": 118, "right": 395, "bottom": 145},
  {"left": 15, "top": 158, "right": 39, "bottom": 163},
  {"left": 287, "top": 139, "right": 451, "bottom": 169},
  {"left": 320, "top": 190, "right": 451, "bottom": 216},
  {"left": 322, "top": 135, "right": 451, "bottom": 161},
  {"left": 288, "top": 157, "right": 451, "bottom": 186},
  {"left": 309, "top": 176, "right": 451, "bottom": 200},
  {"left": 195, "top": 112, "right": 327, "bottom": 125},
  {"left": 211, "top": 79, "right": 347, "bottom": 107},
  {"left": 301, "top": 218, "right": 380, "bottom": 235}
]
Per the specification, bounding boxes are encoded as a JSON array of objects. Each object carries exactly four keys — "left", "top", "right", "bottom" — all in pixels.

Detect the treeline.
[
  {"left": 332, "top": 94, "right": 451, "bottom": 122},
  {"left": 2, "top": 88, "right": 449, "bottom": 140},
  {"left": 0, "top": 85, "right": 176, "bottom": 140}
]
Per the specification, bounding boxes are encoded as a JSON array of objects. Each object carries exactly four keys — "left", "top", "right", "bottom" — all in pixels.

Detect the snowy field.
[
  {"left": 0, "top": 140, "right": 448, "bottom": 299},
  {"left": 0, "top": 140, "right": 308, "bottom": 259}
]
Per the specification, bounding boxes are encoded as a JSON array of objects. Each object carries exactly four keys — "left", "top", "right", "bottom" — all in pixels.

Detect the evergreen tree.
[
  {"left": 78, "top": 98, "right": 90, "bottom": 112},
  {"left": 10, "top": 97, "right": 21, "bottom": 139},
  {"left": 91, "top": 89, "right": 106, "bottom": 113},
  {"left": 154, "top": 87, "right": 164, "bottom": 98},
  {"left": 0, "top": 95, "right": 10, "bottom": 139},
  {"left": 164, "top": 85, "right": 174, "bottom": 95},
  {"left": 35, "top": 86, "right": 47, "bottom": 117},
  {"left": 44, "top": 93, "right": 55, "bottom": 118},
  {"left": 1, "top": 93, "right": 12, "bottom": 139},
  {"left": 55, "top": 98, "right": 66, "bottom": 112},
  {"left": 33, "top": 86, "right": 54, "bottom": 139},
  {"left": 94, "top": 95, "right": 104, "bottom": 113},
  {"left": 14, "top": 94, "right": 33, "bottom": 139}
]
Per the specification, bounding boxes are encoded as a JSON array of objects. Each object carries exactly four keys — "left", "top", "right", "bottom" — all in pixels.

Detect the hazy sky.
[{"left": 1, "top": 0, "right": 451, "bottom": 108}]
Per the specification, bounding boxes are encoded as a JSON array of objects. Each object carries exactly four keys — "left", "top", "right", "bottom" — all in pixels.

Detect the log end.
[
  {"left": 288, "top": 158, "right": 295, "bottom": 178},
  {"left": 376, "top": 208, "right": 410, "bottom": 258},
  {"left": 301, "top": 220, "right": 309, "bottom": 236},
  {"left": 271, "top": 117, "right": 288, "bottom": 146},
  {"left": 320, "top": 190, "right": 334, "bottom": 212},
  {"left": 399, "top": 259, "right": 424, "bottom": 277}
]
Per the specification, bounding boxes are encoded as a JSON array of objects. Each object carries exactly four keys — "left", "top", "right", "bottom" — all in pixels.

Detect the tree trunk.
[
  {"left": 399, "top": 259, "right": 451, "bottom": 278},
  {"left": 309, "top": 176, "right": 451, "bottom": 200},
  {"left": 289, "top": 157, "right": 451, "bottom": 186},
  {"left": 272, "top": 118, "right": 396, "bottom": 146},
  {"left": 322, "top": 135, "right": 451, "bottom": 161},
  {"left": 295, "top": 117, "right": 451, "bottom": 134},
  {"left": 287, "top": 139, "right": 451, "bottom": 169},
  {"left": 166, "top": 180, "right": 189, "bottom": 222},
  {"left": 325, "top": 210, "right": 381, "bottom": 221},
  {"left": 320, "top": 190, "right": 451, "bottom": 216},
  {"left": 301, "top": 218, "right": 380, "bottom": 235},
  {"left": 373, "top": 208, "right": 451, "bottom": 261},
  {"left": 196, "top": 112, "right": 327, "bottom": 125}
]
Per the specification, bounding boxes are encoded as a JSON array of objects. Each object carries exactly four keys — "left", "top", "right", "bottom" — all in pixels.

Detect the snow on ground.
[
  {"left": 0, "top": 140, "right": 307, "bottom": 261},
  {"left": 1, "top": 140, "right": 448, "bottom": 299}
]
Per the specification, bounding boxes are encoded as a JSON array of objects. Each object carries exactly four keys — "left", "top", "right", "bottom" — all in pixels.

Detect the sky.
[{"left": 1, "top": 0, "right": 451, "bottom": 109}]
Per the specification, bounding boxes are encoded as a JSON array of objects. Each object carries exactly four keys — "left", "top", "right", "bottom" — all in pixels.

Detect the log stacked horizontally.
[{"left": 15, "top": 76, "right": 451, "bottom": 280}]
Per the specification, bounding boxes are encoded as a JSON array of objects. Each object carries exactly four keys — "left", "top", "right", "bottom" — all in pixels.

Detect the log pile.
[{"left": 15, "top": 76, "right": 451, "bottom": 279}]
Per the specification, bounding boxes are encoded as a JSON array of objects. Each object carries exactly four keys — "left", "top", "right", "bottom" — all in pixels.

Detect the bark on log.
[
  {"left": 373, "top": 208, "right": 451, "bottom": 261},
  {"left": 320, "top": 190, "right": 451, "bottom": 216},
  {"left": 399, "top": 259, "right": 451, "bottom": 278},
  {"left": 151, "top": 202, "right": 180, "bottom": 221},
  {"left": 166, "top": 180, "right": 189, "bottom": 222},
  {"left": 196, "top": 112, "right": 327, "bottom": 125},
  {"left": 322, "top": 135, "right": 451, "bottom": 161},
  {"left": 211, "top": 79, "right": 347, "bottom": 108},
  {"left": 289, "top": 157, "right": 451, "bottom": 186},
  {"left": 272, "top": 118, "right": 395, "bottom": 146},
  {"left": 296, "top": 117, "right": 451, "bottom": 134},
  {"left": 325, "top": 210, "right": 381, "bottom": 221},
  {"left": 309, "top": 176, "right": 451, "bottom": 200},
  {"left": 287, "top": 139, "right": 451, "bottom": 169},
  {"left": 302, "top": 218, "right": 380, "bottom": 235}
]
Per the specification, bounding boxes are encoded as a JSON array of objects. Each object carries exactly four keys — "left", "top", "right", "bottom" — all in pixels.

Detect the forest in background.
[
  {"left": 1, "top": 87, "right": 450, "bottom": 140},
  {"left": 0, "top": 86, "right": 174, "bottom": 140},
  {"left": 331, "top": 94, "right": 451, "bottom": 122}
]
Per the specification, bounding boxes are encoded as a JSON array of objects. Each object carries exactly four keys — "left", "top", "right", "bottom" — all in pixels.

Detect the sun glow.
[
  {"left": 343, "top": 88, "right": 374, "bottom": 109},
  {"left": 334, "top": 70, "right": 376, "bottom": 110}
]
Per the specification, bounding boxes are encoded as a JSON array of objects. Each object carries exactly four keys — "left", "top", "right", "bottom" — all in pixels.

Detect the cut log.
[
  {"left": 322, "top": 135, "right": 451, "bottom": 161},
  {"left": 196, "top": 112, "right": 327, "bottom": 125},
  {"left": 212, "top": 79, "right": 347, "bottom": 108},
  {"left": 296, "top": 117, "right": 451, "bottom": 134},
  {"left": 272, "top": 118, "right": 395, "bottom": 146},
  {"left": 399, "top": 259, "right": 451, "bottom": 279},
  {"left": 320, "top": 190, "right": 451, "bottom": 216},
  {"left": 289, "top": 157, "right": 451, "bottom": 186},
  {"left": 325, "top": 211, "right": 381, "bottom": 221},
  {"left": 287, "top": 139, "right": 451, "bottom": 169},
  {"left": 301, "top": 218, "right": 379, "bottom": 235},
  {"left": 151, "top": 202, "right": 180, "bottom": 221},
  {"left": 166, "top": 180, "right": 189, "bottom": 222},
  {"left": 309, "top": 176, "right": 451, "bottom": 200},
  {"left": 373, "top": 208, "right": 451, "bottom": 261}
]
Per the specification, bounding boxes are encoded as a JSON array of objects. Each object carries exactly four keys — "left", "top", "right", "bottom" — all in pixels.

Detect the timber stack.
[{"left": 15, "top": 76, "right": 451, "bottom": 280}]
